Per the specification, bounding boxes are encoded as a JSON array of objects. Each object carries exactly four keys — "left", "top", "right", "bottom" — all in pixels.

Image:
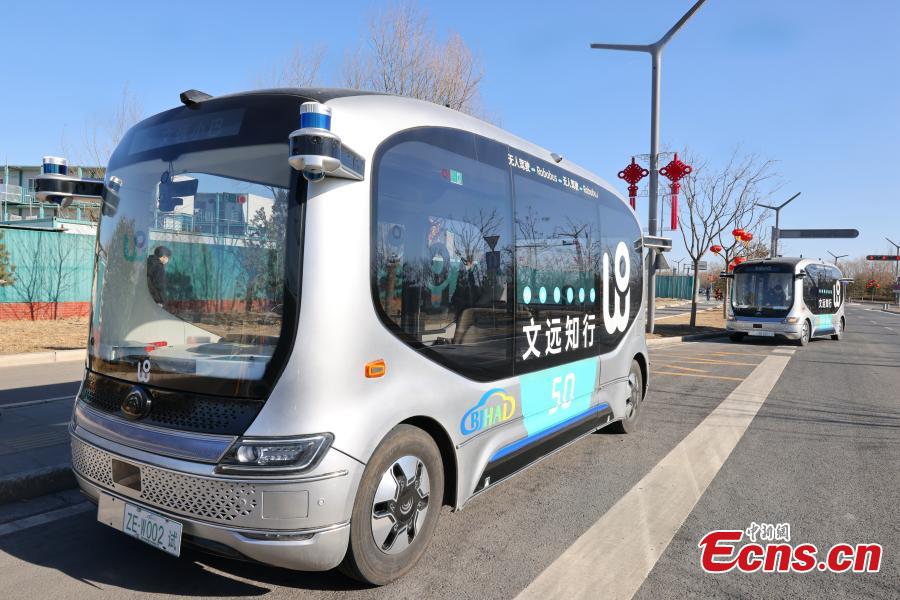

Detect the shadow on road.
[{"left": 0, "top": 510, "right": 369, "bottom": 595}]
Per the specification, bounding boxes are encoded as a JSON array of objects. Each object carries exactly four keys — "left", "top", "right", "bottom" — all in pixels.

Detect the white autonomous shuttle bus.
[
  {"left": 57, "top": 89, "right": 648, "bottom": 584},
  {"left": 725, "top": 257, "right": 846, "bottom": 346}
]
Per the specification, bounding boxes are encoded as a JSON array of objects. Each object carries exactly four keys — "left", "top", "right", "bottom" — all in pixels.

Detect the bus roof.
[
  {"left": 738, "top": 257, "right": 838, "bottom": 271},
  {"left": 211, "top": 87, "right": 626, "bottom": 208}
]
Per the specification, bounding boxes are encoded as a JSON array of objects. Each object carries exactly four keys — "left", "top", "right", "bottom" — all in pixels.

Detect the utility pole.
[
  {"left": 591, "top": 0, "right": 707, "bottom": 333},
  {"left": 757, "top": 192, "right": 801, "bottom": 257}
]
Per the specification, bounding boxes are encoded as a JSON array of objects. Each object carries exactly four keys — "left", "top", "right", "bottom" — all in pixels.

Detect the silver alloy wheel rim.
[
  {"left": 803, "top": 322, "right": 810, "bottom": 343},
  {"left": 371, "top": 455, "right": 430, "bottom": 555},
  {"left": 625, "top": 371, "right": 640, "bottom": 420}
]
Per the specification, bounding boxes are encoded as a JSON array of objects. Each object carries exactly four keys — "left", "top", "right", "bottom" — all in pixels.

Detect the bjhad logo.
[{"left": 461, "top": 388, "right": 516, "bottom": 435}]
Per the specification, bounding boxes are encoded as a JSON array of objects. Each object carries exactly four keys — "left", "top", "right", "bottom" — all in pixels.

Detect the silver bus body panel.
[{"left": 73, "top": 90, "right": 648, "bottom": 569}]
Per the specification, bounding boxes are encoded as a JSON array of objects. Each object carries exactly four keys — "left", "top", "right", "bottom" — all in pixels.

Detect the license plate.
[
  {"left": 121, "top": 502, "right": 182, "bottom": 557},
  {"left": 748, "top": 330, "right": 775, "bottom": 337}
]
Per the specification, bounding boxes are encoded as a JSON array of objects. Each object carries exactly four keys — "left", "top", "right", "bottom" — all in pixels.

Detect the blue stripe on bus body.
[{"left": 489, "top": 403, "right": 610, "bottom": 462}]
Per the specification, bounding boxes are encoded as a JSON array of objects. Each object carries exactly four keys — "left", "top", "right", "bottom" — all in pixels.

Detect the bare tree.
[
  {"left": 678, "top": 150, "right": 778, "bottom": 326},
  {"left": 8, "top": 233, "right": 49, "bottom": 320},
  {"left": 0, "top": 231, "right": 14, "bottom": 287},
  {"left": 44, "top": 234, "right": 77, "bottom": 319},
  {"left": 255, "top": 45, "right": 325, "bottom": 89},
  {"left": 82, "top": 83, "right": 143, "bottom": 176},
  {"left": 342, "top": 2, "right": 484, "bottom": 116}
]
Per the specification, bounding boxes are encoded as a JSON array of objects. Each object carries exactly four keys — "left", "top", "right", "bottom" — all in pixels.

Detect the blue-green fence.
[
  {"left": 656, "top": 274, "right": 696, "bottom": 300},
  {"left": 0, "top": 228, "right": 96, "bottom": 303}
]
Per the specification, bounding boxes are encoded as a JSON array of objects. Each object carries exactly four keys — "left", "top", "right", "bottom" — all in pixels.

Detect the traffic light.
[{"left": 866, "top": 255, "right": 900, "bottom": 261}]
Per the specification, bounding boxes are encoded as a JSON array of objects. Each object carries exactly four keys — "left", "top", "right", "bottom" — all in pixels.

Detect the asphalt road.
[
  {"left": 0, "top": 304, "right": 897, "bottom": 599},
  {"left": 0, "top": 361, "right": 84, "bottom": 407}
]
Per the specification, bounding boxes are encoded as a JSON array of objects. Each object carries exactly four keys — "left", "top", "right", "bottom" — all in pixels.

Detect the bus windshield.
[
  {"left": 731, "top": 267, "right": 794, "bottom": 317},
  {"left": 90, "top": 141, "right": 294, "bottom": 397}
]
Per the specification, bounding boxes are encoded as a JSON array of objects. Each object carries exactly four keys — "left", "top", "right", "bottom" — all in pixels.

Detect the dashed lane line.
[
  {"left": 654, "top": 364, "right": 709, "bottom": 374},
  {"left": 516, "top": 353, "right": 792, "bottom": 600},
  {"left": 661, "top": 358, "right": 759, "bottom": 367},
  {"left": 651, "top": 371, "right": 744, "bottom": 381}
]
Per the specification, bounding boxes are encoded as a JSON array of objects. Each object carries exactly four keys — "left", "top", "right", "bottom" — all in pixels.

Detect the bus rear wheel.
[
  {"left": 831, "top": 317, "right": 844, "bottom": 341},
  {"left": 340, "top": 425, "right": 444, "bottom": 586},
  {"left": 610, "top": 360, "right": 643, "bottom": 434}
]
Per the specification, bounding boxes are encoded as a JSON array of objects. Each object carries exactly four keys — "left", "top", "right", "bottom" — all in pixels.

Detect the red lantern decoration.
[
  {"left": 710, "top": 244, "right": 722, "bottom": 254},
  {"left": 727, "top": 261, "right": 736, "bottom": 271},
  {"left": 618, "top": 157, "right": 649, "bottom": 211},
  {"left": 732, "top": 227, "right": 745, "bottom": 238},
  {"left": 733, "top": 256, "right": 746, "bottom": 265},
  {"left": 659, "top": 153, "right": 692, "bottom": 230}
]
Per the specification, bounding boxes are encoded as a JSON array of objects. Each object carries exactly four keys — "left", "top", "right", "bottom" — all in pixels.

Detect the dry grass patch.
[
  {"left": 0, "top": 317, "right": 88, "bottom": 355},
  {"left": 647, "top": 306, "right": 725, "bottom": 339}
]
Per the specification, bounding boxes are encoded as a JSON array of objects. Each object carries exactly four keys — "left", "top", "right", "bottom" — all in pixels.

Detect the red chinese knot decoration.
[
  {"left": 659, "top": 153, "right": 692, "bottom": 230},
  {"left": 618, "top": 157, "right": 649, "bottom": 211}
]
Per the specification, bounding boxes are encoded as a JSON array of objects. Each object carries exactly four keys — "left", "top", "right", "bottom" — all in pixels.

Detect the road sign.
[
  {"left": 642, "top": 235, "right": 673, "bottom": 251},
  {"left": 690, "top": 261, "right": 708, "bottom": 270},
  {"left": 777, "top": 228, "right": 859, "bottom": 239},
  {"left": 866, "top": 255, "right": 900, "bottom": 261}
]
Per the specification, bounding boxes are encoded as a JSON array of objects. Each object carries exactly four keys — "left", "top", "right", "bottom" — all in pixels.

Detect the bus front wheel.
[
  {"left": 340, "top": 425, "right": 444, "bottom": 586},
  {"left": 610, "top": 360, "right": 644, "bottom": 434},
  {"left": 796, "top": 320, "right": 811, "bottom": 346}
]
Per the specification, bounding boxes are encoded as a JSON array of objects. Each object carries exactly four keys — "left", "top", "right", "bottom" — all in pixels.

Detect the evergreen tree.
[{"left": 0, "top": 231, "right": 14, "bottom": 286}]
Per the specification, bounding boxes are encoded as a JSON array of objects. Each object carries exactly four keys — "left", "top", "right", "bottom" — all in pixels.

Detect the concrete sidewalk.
[{"left": 0, "top": 396, "right": 76, "bottom": 504}]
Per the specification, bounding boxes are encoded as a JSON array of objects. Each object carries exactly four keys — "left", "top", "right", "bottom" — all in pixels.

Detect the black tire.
[
  {"left": 831, "top": 316, "right": 844, "bottom": 341},
  {"left": 729, "top": 333, "right": 746, "bottom": 343},
  {"left": 796, "top": 319, "right": 811, "bottom": 346},
  {"left": 340, "top": 425, "right": 444, "bottom": 586},
  {"left": 609, "top": 360, "right": 644, "bottom": 434}
]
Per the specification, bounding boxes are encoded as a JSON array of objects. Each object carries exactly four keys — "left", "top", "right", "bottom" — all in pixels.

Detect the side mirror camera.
[
  {"left": 795, "top": 269, "right": 807, "bottom": 280},
  {"left": 101, "top": 176, "right": 123, "bottom": 217}
]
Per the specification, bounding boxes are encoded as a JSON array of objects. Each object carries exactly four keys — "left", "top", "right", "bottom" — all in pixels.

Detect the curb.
[
  {"left": 647, "top": 331, "right": 727, "bottom": 347},
  {"left": 0, "top": 349, "right": 85, "bottom": 368},
  {"left": 0, "top": 464, "right": 76, "bottom": 505}
]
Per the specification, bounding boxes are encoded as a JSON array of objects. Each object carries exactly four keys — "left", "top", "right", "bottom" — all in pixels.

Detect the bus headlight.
[{"left": 217, "top": 433, "right": 334, "bottom": 474}]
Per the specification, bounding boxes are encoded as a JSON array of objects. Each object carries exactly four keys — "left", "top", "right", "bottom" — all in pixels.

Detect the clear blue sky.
[{"left": 3, "top": 0, "right": 899, "bottom": 262}]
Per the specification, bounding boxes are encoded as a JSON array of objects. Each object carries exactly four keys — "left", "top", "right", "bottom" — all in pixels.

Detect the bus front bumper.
[
  {"left": 71, "top": 431, "right": 361, "bottom": 571},
  {"left": 726, "top": 320, "right": 802, "bottom": 340}
]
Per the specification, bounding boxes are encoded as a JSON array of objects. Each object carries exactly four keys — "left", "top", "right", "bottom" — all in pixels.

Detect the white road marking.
[
  {"left": 516, "top": 353, "right": 791, "bottom": 600},
  {"left": 772, "top": 348, "right": 795, "bottom": 355},
  {"left": 0, "top": 502, "right": 93, "bottom": 538},
  {"left": 0, "top": 395, "right": 75, "bottom": 409}
]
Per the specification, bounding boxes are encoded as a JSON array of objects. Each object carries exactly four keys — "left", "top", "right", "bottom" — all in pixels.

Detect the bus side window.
[
  {"left": 802, "top": 265, "right": 817, "bottom": 312},
  {"left": 373, "top": 129, "right": 515, "bottom": 381}
]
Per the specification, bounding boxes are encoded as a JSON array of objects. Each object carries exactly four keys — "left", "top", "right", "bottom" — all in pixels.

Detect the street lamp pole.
[
  {"left": 827, "top": 251, "right": 848, "bottom": 269},
  {"left": 757, "top": 191, "right": 801, "bottom": 258},
  {"left": 591, "top": 0, "right": 707, "bottom": 333},
  {"left": 886, "top": 237, "right": 900, "bottom": 278}
]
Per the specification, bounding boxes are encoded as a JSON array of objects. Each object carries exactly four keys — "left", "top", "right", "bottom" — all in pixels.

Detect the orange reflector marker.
[{"left": 365, "top": 359, "right": 387, "bottom": 378}]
